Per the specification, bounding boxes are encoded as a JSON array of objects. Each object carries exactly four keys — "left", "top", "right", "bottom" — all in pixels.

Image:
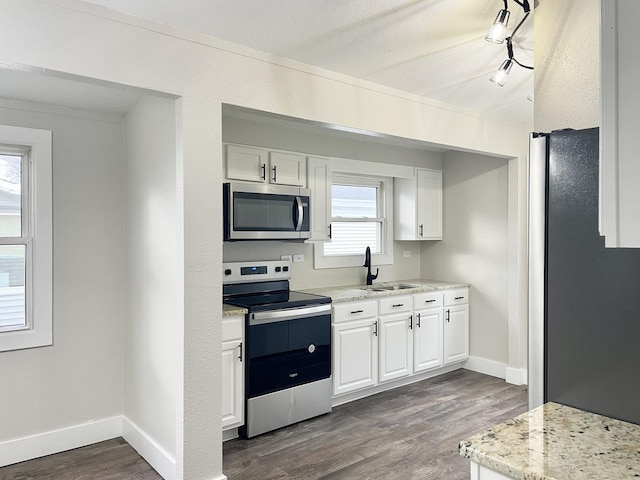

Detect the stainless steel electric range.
[{"left": 223, "top": 260, "right": 332, "bottom": 438}]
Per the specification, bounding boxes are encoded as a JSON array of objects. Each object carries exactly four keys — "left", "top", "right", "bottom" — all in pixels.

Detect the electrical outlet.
[
  {"left": 281, "top": 254, "right": 293, "bottom": 262},
  {"left": 293, "top": 254, "right": 304, "bottom": 263},
  {"left": 403, "top": 251, "right": 411, "bottom": 258}
]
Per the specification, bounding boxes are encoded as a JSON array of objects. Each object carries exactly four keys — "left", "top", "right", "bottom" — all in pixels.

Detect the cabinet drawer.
[
  {"left": 444, "top": 288, "right": 469, "bottom": 306},
  {"left": 379, "top": 295, "right": 413, "bottom": 315},
  {"left": 333, "top": 300, "right": 377, "bottom": 322},
  {"left": 413, "top": 291, "right": 443, "bottom": 309},
  {"left": 222, "top": 315, "right": 244, "bottom": 342}
]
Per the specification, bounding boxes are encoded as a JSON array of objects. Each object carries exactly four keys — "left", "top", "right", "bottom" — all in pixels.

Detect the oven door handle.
[{"left": 250, "top": 304, "right": 331, "bottom": 325}]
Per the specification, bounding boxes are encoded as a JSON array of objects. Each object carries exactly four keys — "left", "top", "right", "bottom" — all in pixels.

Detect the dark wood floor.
[
  {"left": 0, "top": 370, "right": 527, "bottom": 480},
  {"left": 0, "top": 437, "right": 161, "bottom": 480},
  {"left": 223, "top": 369, "right": 527, "bottom": 480}
]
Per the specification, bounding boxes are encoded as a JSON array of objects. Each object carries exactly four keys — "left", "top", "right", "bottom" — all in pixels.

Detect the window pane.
[
  {"left": 332, "top": 184, "right": 377, "bottom": 218},
  {"left": 0, "top": 245, "right": 26, "bottom": 330},
  {"left": 324, "top": 222, "right": 381, "bottom": 256},
  {"left": 0, "top": 154, "right": 22, "bottom": 237}
]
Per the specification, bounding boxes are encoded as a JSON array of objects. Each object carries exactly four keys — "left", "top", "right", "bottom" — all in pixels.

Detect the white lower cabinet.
[
  {"left": 378, "top": 295, "right": 413, "bottom": 382},
  {"left": 444, "top": 289, "right": 470, "bottom": 365},
  {"left": 221, "top": 314, "right": 244, "bottom": 430},
  {"left": 378, "top": 313, "right": 413, "bottom": 382},
  {"left": 332, "top": 300, "right": 378, "bottom": 396},
  {"left": 332, "top": 287, "right": 469, "bottom": 400},
  {"left": 413, "top": 307, "right": 443, "bottom": 372}
]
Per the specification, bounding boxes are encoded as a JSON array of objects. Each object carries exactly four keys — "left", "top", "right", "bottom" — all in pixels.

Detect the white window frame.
[
  {"left": 0, "top": 125, "right": 52, "bottom": 352},
  {"left": 314, "top": 172, "right": 394, "bottom": 269}
]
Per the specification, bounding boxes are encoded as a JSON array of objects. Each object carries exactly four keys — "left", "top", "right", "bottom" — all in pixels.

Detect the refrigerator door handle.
[{"left": 528, "top": 133, "right": 548, "bottom": 409}]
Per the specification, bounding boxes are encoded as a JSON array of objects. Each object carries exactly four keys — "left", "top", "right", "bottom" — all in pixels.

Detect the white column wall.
[
  {"left": 0, "top": 1, "right": 530, "bottom": 478},
  {"left": 534, "top": 0, "right": 600, "bottom": 131},
  {"left": 124, "top": 96, "right": 178, "bottom": 476}
]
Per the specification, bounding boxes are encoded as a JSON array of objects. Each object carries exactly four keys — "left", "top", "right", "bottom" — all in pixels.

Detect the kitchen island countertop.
[
  {"left": 300, "top": 279, "right": 468, "bottom": 303},
  {"left": 458, "top": 402, "right": 640, "bottom": 480}
]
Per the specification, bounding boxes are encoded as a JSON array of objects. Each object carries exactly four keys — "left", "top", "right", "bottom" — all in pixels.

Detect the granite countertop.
[
  {"left": 301, "top": 279, "right": 469, "bottom": 303},
  {"left": 459, "top": 402, "right": 640, "bottom": 480},
  {"left": 222, "top": 303, "right": 247, "bottom": 317}
]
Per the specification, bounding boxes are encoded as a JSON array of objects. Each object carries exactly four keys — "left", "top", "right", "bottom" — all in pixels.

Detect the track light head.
[
  {"left": 485, "top": 9, "right": 510, "bottom": 44},
  {"left": 489, "top": 59, "right": 513, "bottom": 87}
]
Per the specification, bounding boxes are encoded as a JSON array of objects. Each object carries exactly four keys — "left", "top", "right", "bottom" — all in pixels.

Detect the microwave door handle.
[{"left": 294, "top": 196, "right": 304, "bottom": 231}]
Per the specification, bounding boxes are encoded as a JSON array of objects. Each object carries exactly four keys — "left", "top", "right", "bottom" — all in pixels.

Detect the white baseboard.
[
  {"left": 505, "top": 367, "right": 528, "bottom": 386},
  {"left": 0, "top": 416, "right": 122, "bottom": 468},
  {"left": 122, "top": 416, "right": 176, "bottom": 480},
  {"left": 463, "top": 356, "right": 506, "bottom": 380}
]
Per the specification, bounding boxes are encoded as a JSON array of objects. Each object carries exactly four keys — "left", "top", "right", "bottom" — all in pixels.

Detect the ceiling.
[{"left": 79, "top": 0, "right": 534, "bottom": 125}]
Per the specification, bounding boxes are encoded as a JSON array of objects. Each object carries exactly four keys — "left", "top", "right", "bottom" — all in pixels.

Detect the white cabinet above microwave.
[{"left": 225, "top": 144, "right": 306, "bottom": 187}]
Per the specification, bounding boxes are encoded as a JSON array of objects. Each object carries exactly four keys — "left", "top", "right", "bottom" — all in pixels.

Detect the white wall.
[
  {"left": 534, "top": 0, "right": 600, "bottom": 131},
  {"left": 0, "top": 100, "right": 125, "bottom": 441},
  {"left": 222, "top": 112, "right": 443, "bottom": 290},
  {"left": 421, "top": 151, "right": 509, "bottom": 365},
  {"left": 0, "top": 2, "right": 529, "bottom": 477},
  {"left": 124, "top": 96, "right": 178, "bottom": 475}
]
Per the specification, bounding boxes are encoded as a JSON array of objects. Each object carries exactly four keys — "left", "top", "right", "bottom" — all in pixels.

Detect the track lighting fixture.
[
  {"left": 485, "top": 8, "right": 510, "bottom": 44},
  {"left": 486, "top": 0, "right": 533, "bottom": 87},
  {"left": 490, "top": 59, "right": 513, "bottom": 87}
]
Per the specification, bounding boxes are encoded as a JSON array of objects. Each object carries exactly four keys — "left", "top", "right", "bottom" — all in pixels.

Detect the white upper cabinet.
[
  {"left": 600, "top": 0, "right": 640, "bottom": 247},
  {"left": 269, "top": 151, "right": 306, "bottom": 186},
  {"left": 225, "top": 144, "right": 306, "bottom": 186},
  {"left": 394, "top": 168, "right": 443, "bottom": 240},
  {"left": 307, "top": 156, "right": 332, "bottom": 241},
  {"left": 226, "top": 144, "right": 267, "bottom": 183}
]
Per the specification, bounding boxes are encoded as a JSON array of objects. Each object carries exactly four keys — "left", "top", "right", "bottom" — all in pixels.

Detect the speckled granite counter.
[
  {"left": 459, "top": 402, "right": 640, "bottom": 480},
  {"left": 301, "top": 279, "right": 468, "bottom": 303},
  {"left": 222, "top": 304, "right": 247, "bottom": 317}
]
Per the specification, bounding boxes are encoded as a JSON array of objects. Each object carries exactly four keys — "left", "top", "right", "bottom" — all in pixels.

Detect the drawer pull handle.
[
  {"left": 373, "top": 321, "right": 378, "bottom": 336},
  {"left": 425, "top": 299, "right": 436, "bottom": 303},
  {"left": 238, "top": 342, "right": 243, "bottom": 362},
  {"left": 409, "top": 314, "right": 413, "bottom": 329},
  {"left": 446, "top": 309, "right": 450, "bottom": 322},
  {"left": 417, "top": 313, "right": 421, "bottom": 328},
  {"left": 272, "top": 165, "right": 277, "bottom": 182},
  {"left": 350, "top": 309, "right": 364, "bottom": 314},
  {"left": 392, "top": 303, "right": 404, "bottom": 308},
  {"left": 260, "top": 163, "right": 266, "bottom": 180},
  {"left": 455, "top": 296, "right": 465, "bottom": 300}
]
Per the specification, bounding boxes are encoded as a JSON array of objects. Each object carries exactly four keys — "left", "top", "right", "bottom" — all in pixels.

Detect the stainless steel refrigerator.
[{"left": 529, "top": 127, "right": 640, "bottom": 424}]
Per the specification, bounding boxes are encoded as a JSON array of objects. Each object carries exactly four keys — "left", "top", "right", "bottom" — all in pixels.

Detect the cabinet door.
[
  {"left": 333, "top": 318, "right": 378, "bottom": 395},
  {"left": 414, "top": 308, "right": 443, "bottom": 372},
  {"left": 269, "top": 151, "right": 306, "bottom": 186},
  {"left": 226, "top": 144, "right": 266, "bottom": 182},
  {"left": 416, "top": 169, "right": 442, "bottom": 240},
  {"left": 378, "top": 313, "right": 413, "bottom": 382},
  {"left": 307, "top": 156, "right": 332, "bottom": 241},
  {"left": 221, "top": 339, "right": 244, "bottom": 429},
  {"left": 444, "top": 304, "right": 469, "bottom": 365}
]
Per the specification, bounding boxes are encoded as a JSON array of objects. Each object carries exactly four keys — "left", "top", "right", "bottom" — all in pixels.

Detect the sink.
[{"left": 361, "top": 283, "right": 420, "bottom": 292}]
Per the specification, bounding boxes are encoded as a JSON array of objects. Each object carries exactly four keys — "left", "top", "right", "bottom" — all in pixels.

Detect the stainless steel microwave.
[{"left": 223, "top": 182, "right": 311, "bottom": 241}]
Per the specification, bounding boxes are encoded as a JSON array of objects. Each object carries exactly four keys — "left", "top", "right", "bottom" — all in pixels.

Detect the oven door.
[
  {"left": 246, "top": 304, "right": 331, "bottom": 399},
  {"left": 224, "top": 182, "right": 310, "bottom": 241}
]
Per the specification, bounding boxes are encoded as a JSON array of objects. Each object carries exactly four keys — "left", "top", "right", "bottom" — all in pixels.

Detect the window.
[
  {"left": 0, "top": 125, "right": 52, "bottom": 352},
  {"left": 315, "top": 173, "right": 393, "bottom": 269}
]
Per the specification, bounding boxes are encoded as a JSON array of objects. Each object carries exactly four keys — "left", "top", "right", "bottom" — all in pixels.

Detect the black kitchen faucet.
[{"left": 363, "top": 246, "right": 379, "bottom": 286}]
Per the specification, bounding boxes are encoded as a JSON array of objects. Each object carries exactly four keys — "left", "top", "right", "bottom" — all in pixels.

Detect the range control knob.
[
  {"left": 224, "top": 269, "right": 232, "bottom": 276},
  {"left": 283, "top": 266, "right": 289, "bottom": 272},
  {"left": 275, "top": 266, "right": 282, "bottom": 272}
]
